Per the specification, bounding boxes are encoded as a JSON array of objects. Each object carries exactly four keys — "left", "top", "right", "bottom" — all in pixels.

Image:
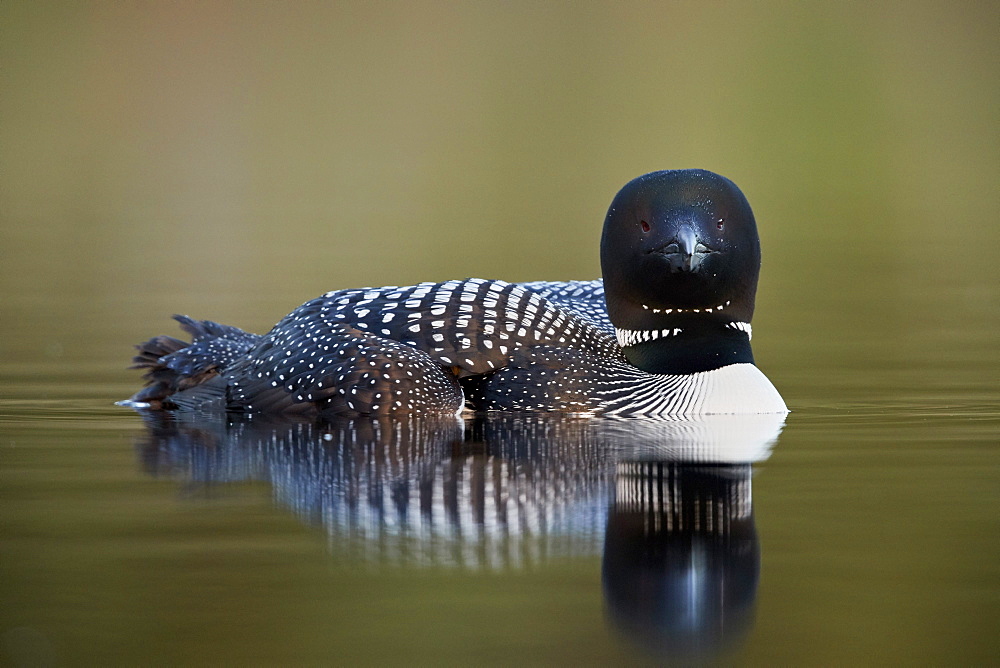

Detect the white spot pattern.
[{"left": 131, "top": 279, "right": 782, "bottom": 417}]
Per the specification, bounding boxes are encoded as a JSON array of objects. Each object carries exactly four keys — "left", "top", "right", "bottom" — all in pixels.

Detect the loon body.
[{"left": 126, "top": 170, "right": 787, "bottom": 417}]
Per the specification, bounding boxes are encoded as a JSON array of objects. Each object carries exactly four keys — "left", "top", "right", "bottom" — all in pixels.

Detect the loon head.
[{"left": 601, "top": 170, "right": 762, "bottom": 373}]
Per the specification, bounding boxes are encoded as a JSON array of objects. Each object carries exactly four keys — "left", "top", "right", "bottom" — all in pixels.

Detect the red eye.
[
  {"left": 641, "top": 220, "right": 650, "bottom": 232},
  {"left": 716, "top": 218, "right": 725, "bottom": 230}
]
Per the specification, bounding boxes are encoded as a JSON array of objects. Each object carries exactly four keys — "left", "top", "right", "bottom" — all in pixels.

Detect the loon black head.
[{"left": 601, "top": 170, "right": 762, "bottom": 374}]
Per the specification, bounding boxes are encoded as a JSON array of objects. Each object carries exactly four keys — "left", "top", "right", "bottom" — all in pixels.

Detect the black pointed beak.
[{"left": 658, "top": 226, "right": 712, "bottom": 273}]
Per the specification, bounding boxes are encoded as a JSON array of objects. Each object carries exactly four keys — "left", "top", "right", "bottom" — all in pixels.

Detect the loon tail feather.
[
  {"left": 126, "top": 315, "right": 260, "bottom": 409},
  {"left": 172, "top": 314, "right": 257, "bottom": 346}
]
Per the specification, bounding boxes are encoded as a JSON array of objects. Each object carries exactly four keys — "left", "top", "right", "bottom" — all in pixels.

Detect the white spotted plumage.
[{"left": 130, "top": 277, "right": 781, "bottom": 416}]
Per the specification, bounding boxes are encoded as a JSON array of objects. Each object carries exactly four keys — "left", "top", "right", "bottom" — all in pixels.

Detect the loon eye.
[
  {"left": 716, "top": 218, "right": 725, "bottom": 230},
  {"left": 640, "top": 220, "right": 650, "bottom": 232}
]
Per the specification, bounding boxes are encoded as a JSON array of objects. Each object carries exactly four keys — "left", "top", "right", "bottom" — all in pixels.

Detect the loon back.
[{"left": 125, "top": 170, "right": 787, "bottom": 417}]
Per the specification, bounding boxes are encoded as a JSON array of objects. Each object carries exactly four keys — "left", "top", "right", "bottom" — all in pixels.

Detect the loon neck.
[{"left": 616, "top": 318, "right": 755, "bottom": 374}]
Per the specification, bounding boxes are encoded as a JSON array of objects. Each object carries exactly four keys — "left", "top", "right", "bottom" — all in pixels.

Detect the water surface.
[{"left": 3, "top": 364, "right": 997, "bottom": 664}]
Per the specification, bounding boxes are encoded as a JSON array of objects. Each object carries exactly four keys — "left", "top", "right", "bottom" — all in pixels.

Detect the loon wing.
[
  {"left": 223, "top": 322, "right": 464, "bottom": 416},
  {"left": 220, "top": 278, "right": 618, "bottom": 415},
  {"left": 128, "top": 279, "right": 620, "bottom": 416},
  {"left": 274, "top": 279, "right": 613, "bottom": 377},
  {"left": 518, "top": 279, "right": 613, "bottom": 334}
]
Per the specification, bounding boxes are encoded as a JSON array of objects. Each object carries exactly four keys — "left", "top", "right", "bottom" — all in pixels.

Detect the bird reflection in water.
[
  {"left": 133, "top": 411, "right": 784, "bottom": 660},
  {"left": 603, "top": 461, "right": 758, "bottom": 659}
]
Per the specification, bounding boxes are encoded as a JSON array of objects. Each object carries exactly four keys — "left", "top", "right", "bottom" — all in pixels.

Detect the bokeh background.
[
  {"left": 3, "top": 0, "right": 997, "bottom": 386},
  {"left": 2, "top": 1, "right": 998, "bottom": 664}
]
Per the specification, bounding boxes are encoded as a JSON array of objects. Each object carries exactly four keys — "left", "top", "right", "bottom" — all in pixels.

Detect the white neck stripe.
[
  {"left": 615, "top": 327, "right": 683, "bottom": 347},
  {"left": 726, "top": 321, "right": 752, "bottom": 339},
  {"left": 615, "top": 321, "right": 752, "bottom": 347},
  {"left": 640, "top": 300, "right": 731, "bottom": 315}
]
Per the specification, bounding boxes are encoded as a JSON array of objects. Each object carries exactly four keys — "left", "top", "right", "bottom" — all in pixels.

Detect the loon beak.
[{"left": 659, "top": 226, "right": 712, "bottom": 273}]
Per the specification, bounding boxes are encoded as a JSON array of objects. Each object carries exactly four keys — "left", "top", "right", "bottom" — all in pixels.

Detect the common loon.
[{"left": 124, "top": 170, "right": 787, "bottom": 417}]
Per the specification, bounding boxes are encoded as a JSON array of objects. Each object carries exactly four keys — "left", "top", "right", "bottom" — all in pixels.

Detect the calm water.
[{"left": 2, "top": 322, "right": 997, "bottom": 665}]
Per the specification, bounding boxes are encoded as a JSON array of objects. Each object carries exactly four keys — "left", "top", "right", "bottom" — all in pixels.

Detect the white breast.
[
  {"left": 601, "top": 363, "right": 788, "bottom": 416},
  {"left": 688, "top": 363, "right": 788, "bottom": 415}
]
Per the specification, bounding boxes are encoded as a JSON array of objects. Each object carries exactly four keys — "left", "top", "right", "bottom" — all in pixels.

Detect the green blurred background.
[{"left": 2, "top": 0, "right": 997, "bottom": 381}]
